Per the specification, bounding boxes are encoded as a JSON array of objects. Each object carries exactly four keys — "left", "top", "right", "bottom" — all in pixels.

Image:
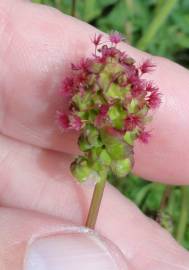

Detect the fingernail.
[{"left": 24, "top": 228, "right": 129, "bottom": 270}]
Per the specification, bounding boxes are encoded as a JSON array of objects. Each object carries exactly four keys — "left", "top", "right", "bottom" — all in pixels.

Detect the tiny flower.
[
  {"left": 56, "top": 111, "right": 70, "bottom": 130},
  {"left": 124, "top": 115, "right": 141, "bottom": 130},
  {"left": 139, "top": 59, "right": 156, "bottom": 74},
  {"left": 70, "top": 115, "right": 83, "bottom": 131},
  {"left": 148, "top": 91, "right": 161, "bottom": 109},
  {"left": 109, "top": 31, "right": 123, "bottom": 44},
  {"left": 138, "top": 130, "right": 151, "bottom": 143},
  {"left": 95, "top": 104, "right": 109, "bottom": 126},
  {"left": 145, "top": 81, "right": 158, "bottom": 92},
  {"left": 92, "top": 33, "right": 103, "bottom": 47},
  {"left": 131, "top": 81, "right": 146, "bottom": 97},
  {"left": 60, "top": 77, "right": 74, "bottom": 97}
]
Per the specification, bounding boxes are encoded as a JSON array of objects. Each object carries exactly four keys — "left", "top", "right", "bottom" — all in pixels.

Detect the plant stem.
[
  {"left": 85, "top": 177, "right": 106, "bottom": 229},
  {"left": 176, "top": 186, "right": 189, "bottom": 243},
  {"left": 71, "top": 0, "right": 77, "bottom": 17},
  {"left": 55, "top": 0, "right": 62, "bottom": 11},
  {"left": 136, "top": 0, "right": 178, "bottom": 50},
  {"left": 156, "top": 185, "right": 173, "bottom": 223},
  {"left": 159, "top": 185, "right": 173, "bottom": 211}
]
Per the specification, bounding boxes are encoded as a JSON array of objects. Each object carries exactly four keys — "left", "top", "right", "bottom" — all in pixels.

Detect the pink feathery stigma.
[
  {"left": 109, "top": 31, "right": 123, "bottom": 44},
  {"left": 70, "top": 115, "right": 83, "bottom": 131},
  {"left": 148, "top": 91, "right": 161, "bottom": 109},
  {"left": 124, "top": 115, "right": 141, "bottom": 131},
  {"left": 56, "top": 112, "right": 70, "bottom": 130},
  {"left": 138, "top": 131, "right": 151, "bottom": 143},
  {"left": 60, "top": 77, "right": 74, "bottom": 97},
  {"left": 139, "top": 59, "right": 156, "bottom": 74},
  {"left": 92, "top": 33, "right": 103, "bottom": 47}
]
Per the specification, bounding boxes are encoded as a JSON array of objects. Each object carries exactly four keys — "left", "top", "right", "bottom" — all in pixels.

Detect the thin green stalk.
[
  {"left": 85, "top": 177, "right": 106, "bottom": 229},
  {"left": 71, "top": 0, "right": 77, "bottom": 17},
  {"left": 55, "top": 0, "right": 63, "bottom": 10},
  {"left": 136, "top": 0, "right": 178, "bottom": 50},
  {"left": 176, "top": 186, "right": 189, "bottom": 243},
  {"left": 159, "top": 185, "right": 173, "bottom": 213}
]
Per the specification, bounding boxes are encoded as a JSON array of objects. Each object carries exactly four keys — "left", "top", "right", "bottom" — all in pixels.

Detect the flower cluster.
[{"left": 57, "top": 32, "right": 161, "bottom": 182}]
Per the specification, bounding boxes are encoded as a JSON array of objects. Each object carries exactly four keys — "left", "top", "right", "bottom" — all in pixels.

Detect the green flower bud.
[
  {"left": 99, "top": 149, "right": 112, "bottom": 166},
  {"left": 100, "top": 129, "right": 125, "bottom": 160},
  {"left": 86, "top": 125, "right": 102, "bottom": 147},
  {"left": 78, "top": 134, "right": 92, "bottom": 151},
  {"left": 71, "top": 157, "right": 92, "bottom": 182},
  {"left": 111, "top": 158, "right": 132, "bottom": 178}
]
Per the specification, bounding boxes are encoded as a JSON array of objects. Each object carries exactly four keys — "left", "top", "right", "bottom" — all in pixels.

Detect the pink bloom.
[
  {"left": 148, "top": 91, "right": 161, "bottom": 109},
  {"left": 145, "top": 81, "right": 158, "bottom": 92},
  {"left": 138, "top": 130, "right": 151, "bottom": 143},
  {"left": 109, "top": 31, "right": 123, "bottom": 44},
  {"left": 60, "top": 77, "right": 74, "bottom": 97},
  {"left": 92, "top": 33, "right": 103, "bottom": 46},
  {"left": 56, "top": 111, "right": 70, "bottom": 130},
  {"left": 95, "top": 104, "right": 109, "bottom": 126},
  {"left": 139, "top": 60, "right": 155, "bottom": 74},
  {"left": 70, "top": 115, "right": 82, "bottom": 131},
  {"left": 124, "top": 115, "right": 141, "bottom": 130},
  {"left": 71, "top": 58, "right": 91, "bottom": 72},
  {"left": 131, "top": 81, "right": 145, "bottom": 97},
  {"left": 99, "top": 104, "right": 109, "bottom": 117}
]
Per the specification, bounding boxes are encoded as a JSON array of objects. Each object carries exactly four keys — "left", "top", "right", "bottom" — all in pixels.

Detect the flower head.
[{"left": 57, "top": 32, "right": 161, "bottom": 182}]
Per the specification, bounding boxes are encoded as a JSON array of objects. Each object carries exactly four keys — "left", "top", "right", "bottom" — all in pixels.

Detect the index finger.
[{"left": 0, "top": 0, "right": 189, "bottom": 184}]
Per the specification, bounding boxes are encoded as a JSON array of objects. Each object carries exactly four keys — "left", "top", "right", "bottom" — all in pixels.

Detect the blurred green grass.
[{"left": 32, "top": 0, "right": 189, "bottom": 249}]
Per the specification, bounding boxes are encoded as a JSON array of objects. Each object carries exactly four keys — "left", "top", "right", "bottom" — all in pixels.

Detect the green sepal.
[
  {"left": 78, "top": 134, "right": 92, "bottom": 151},
  {"left": 85, "top": 124, "right": 102, "bottom": 147},
  {"left": 103, "top": 62, "right": 123, "bottom": 74},
  {"left": 90, "top": 62, "right": 104, "bottom": 74},
  {"left": 108, "top": 104, "right": 127, "bottom": 129},
  {"left": 72, "top": 92, "right": 92, "bottom": 111},
  {"left": 99, "top": 71, "right": 110, "bottom": 90},
  {"left": 127, "top": 99, "right": 138, "bottom": 113},
  {"left": 124, "top": 129, "right": 138, "bottom": 146},
  {"left": 111, "top": 158, "right": 132, "bottom": 178},
  {"left": 99, "top": 149, "right": 112, "bottom": 166},
  {"left": 100, "top": 129, "right": 125, "bottom": 160},
  {"left": 71, "top": 157, "right": 92, "bottom": 182},
  {"left": 106, "top": 83, "right": 129, "bottom": 101}
]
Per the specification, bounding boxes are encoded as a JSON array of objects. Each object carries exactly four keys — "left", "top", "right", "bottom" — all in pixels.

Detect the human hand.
[{"left": 0, "top": 1, "right": 189, "bottom": 269}]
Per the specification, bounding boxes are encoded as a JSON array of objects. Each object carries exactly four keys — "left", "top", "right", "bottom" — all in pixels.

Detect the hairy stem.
[
  {"left": 176, "top": 186, "right": 189, "bottom": 243},
  {"left": 85, "top": 177, "right": 106, "bottom": 229},
  {"left": 136, "top": 0, "right": 178, "bottom": 50}
]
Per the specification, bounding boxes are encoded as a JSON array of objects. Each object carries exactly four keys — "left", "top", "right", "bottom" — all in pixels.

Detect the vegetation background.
[{"left": 32, "top": 0, "right": 189, "bottom": 250}]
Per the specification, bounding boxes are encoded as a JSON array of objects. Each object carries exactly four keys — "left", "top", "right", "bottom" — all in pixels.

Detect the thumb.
[
  {"left": 25, "top": 231, "right": 129, "bottom": 270},
  {"left": 1, "top": 208, "right": 131, "bottom": 270}
]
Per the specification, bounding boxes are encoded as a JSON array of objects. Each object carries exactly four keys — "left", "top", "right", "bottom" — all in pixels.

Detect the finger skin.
[{"left": 0, "top": 135, "right": 189, "bottom": 269}]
